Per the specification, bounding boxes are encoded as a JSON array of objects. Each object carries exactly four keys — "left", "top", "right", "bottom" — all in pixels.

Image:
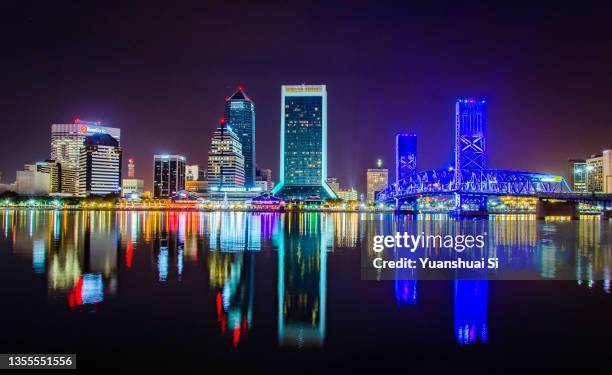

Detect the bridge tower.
[
  {"left": 454, "top": 99, "right": 488, "bottom": 216},
  {"left": 396, "top": 132, "right": 417, "bottom": 183}
]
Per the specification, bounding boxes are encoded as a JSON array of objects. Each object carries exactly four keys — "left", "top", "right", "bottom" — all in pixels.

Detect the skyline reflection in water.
[{"left": 0, "top": 210, "right": 611, "bottom": 352}]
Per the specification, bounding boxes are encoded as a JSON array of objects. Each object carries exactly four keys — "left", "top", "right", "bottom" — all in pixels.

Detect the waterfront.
[{"left": 1, "top": 210, "right": 611, "bottom": 371}]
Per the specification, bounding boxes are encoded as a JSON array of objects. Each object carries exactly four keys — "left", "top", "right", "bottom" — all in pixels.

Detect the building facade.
[
  {"left": 185, "top": 180, "right": 208, "bottom": 194},
  {"left": 586, "top": 150, "right": 612, "bottom": 193},
  {"left": 51, "top": 120, "right": 120, "bottom": 195},
  {"left": 367, "top": 168, "right": 388, "bottom": 203},
  {"left": 154, "top": 155, "right": 186, "bottom": 198},
  {"left": 224, "top": 87, "right": 256, "bottom": 188},
  {"left": 186, "top": 164, "right": 206, "bottom": 181},
  {"left": 256, "top": 168, "right": 274, "bottom": 192},
  {"left": 121, "top": 179, "right": 144, "bottom": 198},
  {"left": 271, "top": 85, "right": 336, "bottom": 200},
  {"left": 336, "top": 187, "right": 358, "bottom": 202},
  {"left": 25, "top": 161, "right": 75, "bottom": 196},
  {"left": 566, "top": 159, "right": 587, "bottom": 192},
  {"left": 396, "top": 133, "right": 417, "bottom": 183},
  {"left": 52, "top": 120, "right": 121, "bottom": 166},
  {"left": 78, "top": 134, "right": 122, "bottom": 196},
  {"left": 207, "top": 119, "right": 245, "bottom": 189},
  {"left": 16, "top": 170, "right": 50, "bottom": 196},
  {"left": 326, "top": 177, "right": 340, "bottom": 193}
]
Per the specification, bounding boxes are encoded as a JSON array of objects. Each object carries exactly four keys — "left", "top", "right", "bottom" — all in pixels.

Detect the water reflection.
[
  {"left": 454, "top": 280, "right": 488, "bottom": 345},
  {"left": 278, "top": 213, "right": 330, "bottom": 348},
  {"left": 209, "top": 250, "right": 254, "bottom": 347},
  {"left": 0, "top": 210, "right": 611, "bottom": 349}
]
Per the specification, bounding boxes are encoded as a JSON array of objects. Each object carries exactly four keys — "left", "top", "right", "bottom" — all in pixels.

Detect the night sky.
[{"left": 1, "top": 0, "right": 611, "bottom": 192}]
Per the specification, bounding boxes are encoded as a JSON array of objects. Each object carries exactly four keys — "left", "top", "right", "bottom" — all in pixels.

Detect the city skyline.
[{"left": 2, "top": 2, "right": 612, "bottom": 194}]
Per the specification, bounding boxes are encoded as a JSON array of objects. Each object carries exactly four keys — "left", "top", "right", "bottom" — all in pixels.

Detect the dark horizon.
[{"left": 2, "top": 1, "right": 612, "bottom": 193}]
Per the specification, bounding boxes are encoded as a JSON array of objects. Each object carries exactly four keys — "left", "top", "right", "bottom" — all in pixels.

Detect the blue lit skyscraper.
[
  {"left": 271, "top": 85, "right": 336, "bottom": 200},
  {"left": 224, "top": 86, "right": 256, "bottom": 188},
  {"left": 396, "top": 132, "right": 417, "bottom": 183},
  {"left": 455, "top": 99, "right": 487, "bottom": 172}
]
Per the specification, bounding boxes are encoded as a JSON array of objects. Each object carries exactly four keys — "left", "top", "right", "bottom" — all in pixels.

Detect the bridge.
[
  {"left": 376, "top": 168, "right": 612, "bottom": 217},
  {"left": 375, "top": 99, "right": 612, "bottom": 218}
]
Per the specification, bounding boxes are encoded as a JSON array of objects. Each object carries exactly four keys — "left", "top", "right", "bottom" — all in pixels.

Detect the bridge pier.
[
  {"left": 452, "top": 194, "right": 489, "bottom": 218},
  {"left": 394, "top": 197, "right": 418, "bottom": 214},
  {"left": 536, "top": 199, "right": 579, "bottom": 220}
]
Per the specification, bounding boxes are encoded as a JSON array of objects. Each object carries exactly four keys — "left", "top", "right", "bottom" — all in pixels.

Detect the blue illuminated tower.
[
  {"left": 224, "top": 86, "right": 256, "bottom": 188},
  {"left": 271, "top": 85, "right": 337, "bottom": 200},
  {"left": 396, "top": 133, "right": 417, "bottom": 183},
  {"left": 455, "top": 99, "right": 487, "bottom": 172},
  {"left": 454, "top": 98, "right": 487, "bottom": 212}
]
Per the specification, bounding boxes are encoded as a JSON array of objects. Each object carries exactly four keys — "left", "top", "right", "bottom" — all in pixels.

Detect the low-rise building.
[
  {"left": 16, "top": 170, "right": 50, "bottom": 196},
  {"left": 122, "top": 179, "right": 144, "bottom": 198}
]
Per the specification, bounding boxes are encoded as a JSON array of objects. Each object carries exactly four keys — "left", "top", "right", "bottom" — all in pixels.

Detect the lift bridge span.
[{"left": 375, "top": 168, "right": 612, "bottom": 218}]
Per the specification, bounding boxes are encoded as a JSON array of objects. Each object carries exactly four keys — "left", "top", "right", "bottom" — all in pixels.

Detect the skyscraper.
[
  {"left": 367, "top": 159, "right": 388, "bottom": 203},
  {"left": 78, "top": 133, "right": 122, "bottom": 196},
  {"left": 154, "top": 155, "right": 186, "bottom": 198},
  {"left": 454, "top": 99, "right": 487, "bottom": 173},
  {"left": 396, "top": 133, "right": 417, "bottom": 183},
  {"left": 51, "top": 119, "right": 120, "bottom": 195},
  {"left": 224, "top": 86, "right": 256, "bottom": 188},
  {"left": 207, "top": 119, "right": 245, "bottom": 189},
  {"left": 52, "top": 120, "right": 121, "bottom": 167},
  {"left": 271, "top": 84, "right": 336, "bottom": 200}
]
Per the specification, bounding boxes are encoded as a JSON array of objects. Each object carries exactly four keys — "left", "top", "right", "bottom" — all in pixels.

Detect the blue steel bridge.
[
  {"left": 376, "top": 168, "right": 571, "bottom": 200},
  {"left": 375, "top": 99, "right": 612, "bottom": 217},
  {"left": 376, "top": 167, "right": 612, "bottom": 217}
]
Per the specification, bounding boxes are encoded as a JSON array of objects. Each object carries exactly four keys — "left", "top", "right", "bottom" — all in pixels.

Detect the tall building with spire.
[
  {"left": 224, "top": 86, "right": 255, "bottom": 188},
  {"left": 271, "top": 84, "right": 336, "bottom": 200},
  {"left": 207, "top": 119, "right": 245, "bottom": 189}
]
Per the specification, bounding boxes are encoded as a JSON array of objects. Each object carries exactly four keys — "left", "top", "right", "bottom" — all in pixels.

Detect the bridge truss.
[{"left": 376, "top": 169, "right": 572, "bottom": 203}]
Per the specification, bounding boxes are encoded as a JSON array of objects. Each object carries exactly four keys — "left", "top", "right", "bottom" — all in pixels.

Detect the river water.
[{"left": 0, "top": 210, "right": 610, "bottom": 371}]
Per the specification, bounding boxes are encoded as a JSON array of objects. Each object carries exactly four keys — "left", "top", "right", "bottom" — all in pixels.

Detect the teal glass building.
[
  {"left": 224, "top": 86, "right": 256, "bottom": 188},
  {"left": 271, "top": 85, "right": 336, "bottom": 200}
]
